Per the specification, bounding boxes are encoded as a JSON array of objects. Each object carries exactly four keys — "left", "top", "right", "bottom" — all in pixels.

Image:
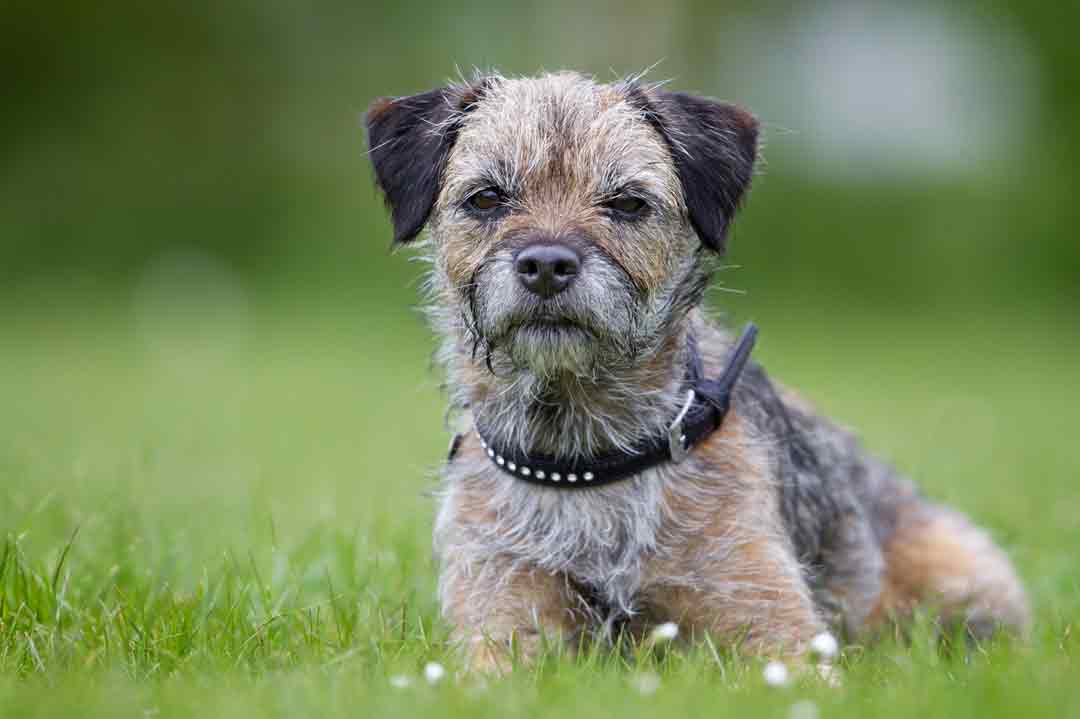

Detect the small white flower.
[
  {"left": 389, "top": 674, "right": 413, "bottom": 689},
  {"left": 631, "top": 671, "right": 662, "bottom": 696},
  {"left": 650, "top": 622, "right": 680, "bottom": 643},
  {"left": 763, "top": 660, "right": 791, "bottom": 688},
  {"left": 809, "top": 632, "right": 839, "bottom": 662},
  {"left": 424, "top": 662, "right": 446, "bottom": 685},
  {"left": 789, "top": 700, "right": 820, "bottom": 719}
]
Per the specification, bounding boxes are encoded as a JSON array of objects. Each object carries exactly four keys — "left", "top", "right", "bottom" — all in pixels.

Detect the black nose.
[{"left": 514, "top": 244, "right": 581, "bottom": 298}]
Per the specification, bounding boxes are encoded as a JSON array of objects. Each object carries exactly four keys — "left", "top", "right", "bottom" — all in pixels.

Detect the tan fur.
[
  {"left": 439, "top": 433, "right": 588, "bottom": 671},
  {"left": 869, "top": 503, "right": 1031, "bottom": 636},
  {"left": 640, "top": 412, "right": 826, "bottom": 653}
]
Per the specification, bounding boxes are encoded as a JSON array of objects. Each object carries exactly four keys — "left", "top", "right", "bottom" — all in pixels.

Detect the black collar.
[{"left": 470, "top": 323, "right": 758, "bottom": 489}]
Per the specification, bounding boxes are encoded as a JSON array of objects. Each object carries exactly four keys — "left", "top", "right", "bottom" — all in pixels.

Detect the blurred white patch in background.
[
  {"left": 133, "top": 247, "right": 253, "bottom": 376},
  {"left": 717, "top": 1, "right": 1040, "bottom": 181}
]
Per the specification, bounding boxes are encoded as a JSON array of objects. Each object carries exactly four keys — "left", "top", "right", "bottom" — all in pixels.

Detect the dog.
[{"left": 364, "top": 72, "right": 1030, "bottom": 672}]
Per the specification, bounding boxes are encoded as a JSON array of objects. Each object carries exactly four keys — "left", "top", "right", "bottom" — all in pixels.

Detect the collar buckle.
[{"left": 667, "top": 389, "right": 696, "bottom": 463}]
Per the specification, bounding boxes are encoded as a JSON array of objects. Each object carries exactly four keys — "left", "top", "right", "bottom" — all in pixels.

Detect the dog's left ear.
[
  {"left": 630, "top": 87, "right": 759, "bottom": 253},
  {"left": 365, "top": 82, "right": 485, "bottom": 245}
]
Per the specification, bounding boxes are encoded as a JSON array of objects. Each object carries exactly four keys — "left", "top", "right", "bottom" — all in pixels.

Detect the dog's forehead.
[{"left": 448, "top": 73, "right": 674, "bottom": 191}]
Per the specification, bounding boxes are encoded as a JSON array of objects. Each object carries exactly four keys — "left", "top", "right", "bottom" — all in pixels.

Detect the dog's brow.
[{"left": 453, "top": 153, "right": 523, "bottom": 194}]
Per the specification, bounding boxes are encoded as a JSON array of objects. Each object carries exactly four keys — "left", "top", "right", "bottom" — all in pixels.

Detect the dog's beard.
[
  {"left": 498, "top": 320, "right": 603, "bottom": 377},
  {"left": 468, "top": 260, "right": 641, "bottom": 380}
]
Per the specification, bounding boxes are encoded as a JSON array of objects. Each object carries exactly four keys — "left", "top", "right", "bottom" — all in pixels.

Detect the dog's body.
[{"left": 365, "top": 72, "right": 1029, "bottom": 670}]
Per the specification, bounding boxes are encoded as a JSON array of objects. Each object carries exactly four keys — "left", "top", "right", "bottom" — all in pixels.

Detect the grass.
[{"left": 1, "top": 293, "right": 1079, "bottom": 718}]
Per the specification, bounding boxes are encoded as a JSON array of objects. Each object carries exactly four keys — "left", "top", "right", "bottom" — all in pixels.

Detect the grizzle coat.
[{"left": 365, "top": 72, "right": 1029, "bottom": 672}]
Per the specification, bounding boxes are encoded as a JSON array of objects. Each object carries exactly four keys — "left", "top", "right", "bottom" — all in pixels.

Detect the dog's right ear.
[{"left": 365, "top": 82, "right": 485, "bottom": 245}]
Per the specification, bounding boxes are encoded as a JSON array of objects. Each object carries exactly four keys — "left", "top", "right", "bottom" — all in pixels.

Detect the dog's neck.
[{"left": 443, "top": 310, "right": 708, "bottom": 461}]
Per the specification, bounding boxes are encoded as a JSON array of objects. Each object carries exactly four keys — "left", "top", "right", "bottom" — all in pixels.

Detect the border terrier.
[{"left": 364, "top": 72, "right": 1030, "bottom": 671}]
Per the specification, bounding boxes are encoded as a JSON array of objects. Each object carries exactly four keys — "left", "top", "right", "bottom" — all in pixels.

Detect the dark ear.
[
  {"left": 630, "top": 87, "right": 759, "bottom": 253},
  {"left": 365, "top": 83, "right": 483, "bottom": 244}
]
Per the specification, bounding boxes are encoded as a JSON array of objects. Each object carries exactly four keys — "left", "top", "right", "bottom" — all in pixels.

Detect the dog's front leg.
[
  {"left": 639, "top": 531, "right": 825, "bottom": 656},
  {"left": 639, "top": 414, "right": 830, "bottom": 658},
  {"left": 439, "top": 553, "right": 582, "bottom": 674},
  {"left": 643, "top": 533, "right": 827, "bottom": 657}
]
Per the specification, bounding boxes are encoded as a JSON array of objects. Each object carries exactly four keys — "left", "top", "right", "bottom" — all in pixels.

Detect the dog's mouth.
[
  {"left": 513, "top": 318, "right": 593, "bottom": 340},
  {"left": 490, "top": 316, "right": 601, "bottom": 376},
  {"left": 500, "top": 311, "right": 597, "bottom": 340}
]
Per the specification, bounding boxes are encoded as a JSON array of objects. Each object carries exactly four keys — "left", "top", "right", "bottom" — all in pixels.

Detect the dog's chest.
[{"left": 439, "top": 460, "right": 670, "bottom": 615}]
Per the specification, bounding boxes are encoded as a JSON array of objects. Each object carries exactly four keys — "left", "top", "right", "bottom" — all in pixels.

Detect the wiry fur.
[{"left": 365, "top": 71, "right": 1031, "bottom": 672}]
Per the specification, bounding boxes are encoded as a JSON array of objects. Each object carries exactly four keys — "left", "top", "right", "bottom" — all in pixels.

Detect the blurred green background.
[
  {"left": 4, "top": 0, "right": 1079, "bottom": 548},
  {"left": 1, "top": 1, "right": 1079, "bottom": 713},
  {"left": 3, "top": 0, "right": 1078, "bottom": 313}
]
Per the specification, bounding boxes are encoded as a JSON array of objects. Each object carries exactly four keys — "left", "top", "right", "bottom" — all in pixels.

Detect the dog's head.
[{"left": 366, "top": 73, "right": 758, "bottom": 379}]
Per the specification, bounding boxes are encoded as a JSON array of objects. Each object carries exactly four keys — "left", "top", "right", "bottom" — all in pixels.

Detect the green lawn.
[{"left": 2, "top": 296, "right": 1078, "bottom": 717}]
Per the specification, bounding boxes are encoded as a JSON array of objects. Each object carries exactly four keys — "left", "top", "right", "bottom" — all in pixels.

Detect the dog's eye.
[
  {"left": 605, "top": 195, "right": 648, "bottom": 218},
  {"left": 467, "top": 188, "right": 503, "bottom": 212}
]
